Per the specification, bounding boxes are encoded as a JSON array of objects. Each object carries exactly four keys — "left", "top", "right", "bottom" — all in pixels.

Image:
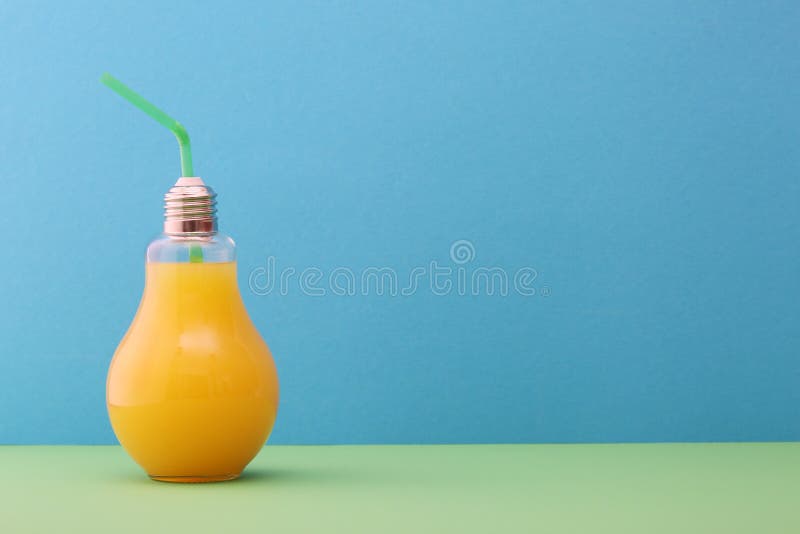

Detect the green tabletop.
[{"left": 1, "top": 443, "right": 798, "bottom": 533}]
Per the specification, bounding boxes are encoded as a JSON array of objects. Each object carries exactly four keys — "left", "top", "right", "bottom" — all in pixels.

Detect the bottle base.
[{"left": 149, "top": 473, "right": 240, "bottom": 483}]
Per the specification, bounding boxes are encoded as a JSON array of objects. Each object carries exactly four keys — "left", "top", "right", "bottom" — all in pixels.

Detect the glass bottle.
[{"left": 107, "top": 177, "right": 279, "bottom": 482}]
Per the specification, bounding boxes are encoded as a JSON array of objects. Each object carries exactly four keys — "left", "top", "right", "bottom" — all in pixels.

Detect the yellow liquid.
[{"left": 107, "top": 262, "right": 279, "bottom": 482}]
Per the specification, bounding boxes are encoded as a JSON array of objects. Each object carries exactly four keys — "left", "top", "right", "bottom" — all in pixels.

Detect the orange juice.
[{"left": 107, "top": 261, "right": 279, "bottom": 482}]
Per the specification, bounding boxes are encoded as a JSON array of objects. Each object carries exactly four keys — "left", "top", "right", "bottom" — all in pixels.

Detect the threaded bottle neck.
[{"left": 163, "top": 177, "right": 218, "bottom": 236}]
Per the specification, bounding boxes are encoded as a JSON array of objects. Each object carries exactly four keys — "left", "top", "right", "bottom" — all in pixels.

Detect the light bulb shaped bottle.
[{"left": 107, "top": 177, "right": 279, "bottom": 482}]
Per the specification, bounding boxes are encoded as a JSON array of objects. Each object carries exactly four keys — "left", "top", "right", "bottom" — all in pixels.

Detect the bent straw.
[
  {"left": 101, "top": 73, "right": 194, "bottom": 177},
  {"left": 102, "top": 73, "right": 204, "bottom": 262}
]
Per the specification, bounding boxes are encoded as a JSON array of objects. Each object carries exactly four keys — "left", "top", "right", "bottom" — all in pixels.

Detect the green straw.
[
  {"left": 100, "top": 73, "right": 194, "bottom": 177},
  {"left": 102, "top": 73, "right": 203, "bottom": 262},
  {"left": 189, "top": 246, "right": 204, "bottom": 263}
]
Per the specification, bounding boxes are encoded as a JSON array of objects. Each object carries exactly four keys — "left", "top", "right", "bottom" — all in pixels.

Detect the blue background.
[{"left": 1, "top": 1, "right": 798, "bottom": 444}]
